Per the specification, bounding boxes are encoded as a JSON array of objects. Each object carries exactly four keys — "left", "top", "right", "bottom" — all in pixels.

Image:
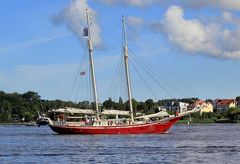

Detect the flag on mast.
[
  {"left": 80, "top": 71, "right": 86, "bottom": 75},
  {"left": 83, "top": 27, "right": 88, "bottom": 37}
]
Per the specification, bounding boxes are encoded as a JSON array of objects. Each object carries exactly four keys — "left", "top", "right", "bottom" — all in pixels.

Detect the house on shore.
[
  {"left": 164, "top": 101, "right": 189, "bottom": 113},
  {"left": 194, "top": 100, "right": 213, "bottom": 115},
  {"left": 213, "top": 99, "right": 236, "bottom": 112}
]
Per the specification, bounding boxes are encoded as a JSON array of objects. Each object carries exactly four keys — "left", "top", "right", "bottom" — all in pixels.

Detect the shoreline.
[
  {"left": 0, "top": 122, "right": 37, "bottom": 126},
  {"left": 1, "top": 120, "right": 240, "bottom": 126},
  {"left": 176, "top": 119, "right": 240, "bottom": 124}
]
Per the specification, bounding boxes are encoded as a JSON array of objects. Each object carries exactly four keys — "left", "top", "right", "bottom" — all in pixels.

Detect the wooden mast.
[
  {"left": 122, "top": 16, "right": 134, "bottom": 123},
  {"left": 86, "top": 9, "right": 99, "bottom": 119}
]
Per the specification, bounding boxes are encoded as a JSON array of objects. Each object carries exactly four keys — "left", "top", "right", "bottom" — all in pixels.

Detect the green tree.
[
  {"left": 236, "top": 96, "right": 240, "bottom": 102},
  {"left": 23, "top": 112, "right": 34, "bottom": 122},
  {"left": 117, "top": 97, "right": 124, "bottom": 110},
  {"left": 206, "top": 99, "right": 213, "bottom": 103},
  {"left": 103, "top": 98, "right": 114, "bottom": 108},
  {"left": 137, "top": 102, "right": 148, "bottom": 113},
  {"left": 227, "top": 107, "right": 240, "bottom": 121},
  {"left": 0, "top": 100, "right": 12, "bottom": 122},
  {"left": 22, "top": 91, "right": 40, "bottom": 101},
  {"left": 157, "top": 100, "right": 164, "bottom": 106},
  {"left": 124, "top": 99, "right": 138, "bottom": 116},
  {"left": 145, "top": 99, "right": 154, "bottom": 111}
]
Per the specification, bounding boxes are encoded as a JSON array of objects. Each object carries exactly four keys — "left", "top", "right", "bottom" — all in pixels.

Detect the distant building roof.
[
  {"left": 194, "top": 100, "right": 205, "bottom": 106},
  {"left": 216, "top": 99, "right": 235, "bottom": 106}
]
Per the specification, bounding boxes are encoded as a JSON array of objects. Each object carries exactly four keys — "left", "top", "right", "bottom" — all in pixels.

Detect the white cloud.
[
  {"left": 159, "top": 6, "right": 220, "bottom": 55},
  {"left": 100, "top": 0, "right": 159, "bottom": 8},
  {"left": 219, "top": 28, "right": 240, "bottom": 52},
  {"left": 125, "top": 16, "right": 145, "bottom": 41},
  {"left": 101, "top": 0, "right": 240, "bottom": 10},
  {"left": 151, "top": 6, "right": 240, "bottom": 59},
  {"left": 127, "top": 0, "right": 157, "bottom": 7},
  {"left": 52, "top": 0, "right": 102, "bottom": 47},
  {"left": 216, "top": 0, "right": 240, "bottom": 10},
  {"left": 127, "top": 16, "right": 144, "bottom": 26},
  {"left": 222, "top": 11, "right": 240, "bottom": 24}
]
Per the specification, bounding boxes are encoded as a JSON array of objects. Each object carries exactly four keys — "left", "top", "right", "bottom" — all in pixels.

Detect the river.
[{"left": 0, "top": 124, "right": 240, "bottom": 164}]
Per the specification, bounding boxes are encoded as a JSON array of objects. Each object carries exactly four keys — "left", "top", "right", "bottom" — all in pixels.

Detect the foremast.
[
  {"left": 122, "top": 16, "right": 134, "bottom": 123},
  {"left": 86, "top": 9, "right": 99, "bottom": 120}
]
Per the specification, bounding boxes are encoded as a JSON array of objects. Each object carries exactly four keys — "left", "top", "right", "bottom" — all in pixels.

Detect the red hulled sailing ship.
[{"left": 47, "top": 9, "right": 200, "bottom": 134}]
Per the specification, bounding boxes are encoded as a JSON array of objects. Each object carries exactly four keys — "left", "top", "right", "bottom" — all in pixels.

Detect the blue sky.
[{"left": 1, "top": 0, "right": 240, "bottom": 102}]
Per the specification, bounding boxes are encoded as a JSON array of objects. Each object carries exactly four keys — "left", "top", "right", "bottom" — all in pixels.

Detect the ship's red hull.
[{"left": 49, "top": 116, "right": 181, "bottom": 134}]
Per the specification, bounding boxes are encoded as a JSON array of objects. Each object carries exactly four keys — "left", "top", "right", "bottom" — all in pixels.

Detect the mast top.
[{"left": 122, "top": 15, "right": 128, "bottom": 49}]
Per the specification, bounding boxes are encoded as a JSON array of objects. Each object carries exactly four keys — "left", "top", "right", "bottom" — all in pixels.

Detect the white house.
[{"left": 165, "top": 101, "right": 189, "bottom": 113}]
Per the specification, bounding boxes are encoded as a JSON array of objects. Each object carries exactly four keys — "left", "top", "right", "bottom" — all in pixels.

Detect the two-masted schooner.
[{"left": 47, "top": 10, "right": 200, "bottom": 134}]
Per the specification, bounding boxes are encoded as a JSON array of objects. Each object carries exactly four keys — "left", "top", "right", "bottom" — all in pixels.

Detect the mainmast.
[
  {"left": 122, "top": 16, "right": 134, "bottom": 123},
  {"left": 86, "top": 9, "right": 99, "bottom": 119}
]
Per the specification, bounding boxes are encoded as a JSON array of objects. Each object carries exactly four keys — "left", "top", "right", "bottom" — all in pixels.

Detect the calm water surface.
[{"left": 0, "top": 124, "right": 240, "bottom": 164}]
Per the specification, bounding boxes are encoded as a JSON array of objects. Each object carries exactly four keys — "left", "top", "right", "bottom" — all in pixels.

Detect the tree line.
[{"left": 0, "top": 90, "right": 240, "bottom": 123}]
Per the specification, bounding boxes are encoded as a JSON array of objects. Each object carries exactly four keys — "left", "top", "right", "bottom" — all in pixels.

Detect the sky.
[{"left": 1, "top": 0, "right": 240, "bottom": 102}]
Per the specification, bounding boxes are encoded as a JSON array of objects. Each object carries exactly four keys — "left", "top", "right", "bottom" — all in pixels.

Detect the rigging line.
[
  {"left": 126, "top": 23, "right": 198, "bottom": 97},
  {"left": 94, "top": 22, "right": 121, "bottom": 50},
  {"left": 77, "top": 42, "right": 89, "bottom": 102},
  {"left": 95, "top": 15, "right": 121, "bottom": 22},
  {"left": 84, "top": 42, "right": 88, "bottom": 102},
  {"left": 128, "top": 52, "right": 175, "bottom": 98},
  {"left": 107, "top": 54, "right": 122, "bottom": 98},
  {"left": 129, "top": 40, "right": 192, "bottom": 97},
  {"left": 78, "top": 42, "right": 87, "bottom": 102},
  {"left": 101, "top": 22, "right": 121, "bottom": 40},
  {"left": 74, "top": 75, "right": 81, "bottom": 103},
  {"left": 115, "top": 61, "right": 124, "bottom": 100},
  {"left": 110, "top": 54, "right": 127, "bottom": 102},
  {"left": 130, "top": 59, "right": 158, "bottom": 100},
  {"left": 149, "top": 47, "right": 198, "bottom": 97},
  {"left": 121, "top": 23, "right": 130, "bottom": 103},
  {"left": 114, "top": 57, "right": 125, "bottom": 101},
  {"left": 156, "top": 54, "right": 199, "bottom": 97},
  {"left": 59, "top": 75, "right": 73, "bottom": 101},
  {"left": 124, "top": 27, "right": 183, "bottom": 95},
  {"left": 95, "top": 47, "right": 122, "bottom": 51},
  {"left": 120, "top": 56, "right": 128, "bottom": 102},
  {"left": 59, "top": 58, "right": 82, "bottom": 101},
  {"left": 128, "top": 50, "right": 188, "bottom": 98},
  {"left": 80, "top": 50, "right": 85, "bottom": 102},
  {"left": 107, "top": 54, "right": 127, "bottom": 102},
  {"left": 77, "top": 64, "right": 86, "bottom": 103},
  {"left": 127, "top": 42, "right": 192, "bottom": 97},
  {"left": 133, "top": 36, "right": 198, "bottom": 97},
  {"left": 65, "top": 41, "right": 89, "bottom": 102},
  {"left": 67, "top": 75, "right": 78, "bottom": 101},
  {"left": 82, "top": 41, "right": 89, "bottom": 102},
  {"left": 88, "top": 52, "right": 92, "bottom": 104},
  {"left": 136, "top": 57, "right": 188, "bottom": 98},
  {"left": 121, "top": 56, "right": 128, "bottom": 102},
  {"left": 71, "top": 64, "right": 82, "bottom": 101},
  {"left": 135, "top": 55, "right": 191, "bottom": 98},
  {"left": 64, "top": 60, "right": 83, "bottom": 102}
]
